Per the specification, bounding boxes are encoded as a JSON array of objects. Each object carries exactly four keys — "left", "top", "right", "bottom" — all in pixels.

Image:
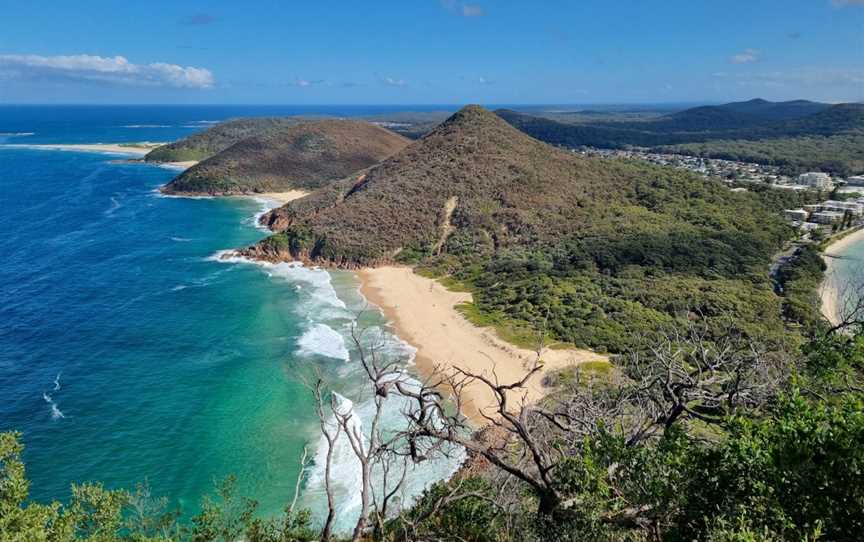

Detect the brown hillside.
[
  {"left": 242, "top": 105, "right": 697, "bottom": 266},
  {"left": 160, "top": 120, "right": 410, "bottom": 196}
]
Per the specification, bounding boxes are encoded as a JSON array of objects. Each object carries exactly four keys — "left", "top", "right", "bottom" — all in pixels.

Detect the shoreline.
[
  {"left": 357, "top": 266, "right": 607, "bottom": 423},
  {"left": 820, "top": 226, "right": 864, "bottom": 326},
  {"left": 253, "top": 190, "right": 310, "bottom": 205},
  {"left": 2, "top": 142, "right": 162, "bottom": 155},
  {"left": 1, "top": 143, "right": 198, "bottom": 170},
  {"left": 161, "top": 189, "right": 308, "bottom": 207}
]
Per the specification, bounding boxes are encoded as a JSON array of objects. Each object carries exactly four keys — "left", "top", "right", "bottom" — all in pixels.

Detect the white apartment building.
[
  {"left": 798, "top": 172, "right": 833, "bottom": 189},
  {"left": 811, "top": 211, "right": 845, "bottom": 224}
]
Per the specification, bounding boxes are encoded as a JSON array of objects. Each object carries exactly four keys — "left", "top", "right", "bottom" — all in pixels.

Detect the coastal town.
[{"left": 578, "top": 146, "right": 864, "bottom": 237}]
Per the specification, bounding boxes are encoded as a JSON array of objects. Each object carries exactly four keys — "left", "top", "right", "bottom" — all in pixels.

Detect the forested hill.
[
  {"left": 145, "top": 117, "right": 302, "bottom": 163},
  {"left": 497, "top": 101, "right": 864, "bottom": 175},
  {"left": 244, "top": 105, "right": 806, "bottom": 353},
  {"left": 160, "top": 120, "right": 410, "bottom": 196},
  {"left": 649, "top": 98, "right": 831, "bottom": 131}
]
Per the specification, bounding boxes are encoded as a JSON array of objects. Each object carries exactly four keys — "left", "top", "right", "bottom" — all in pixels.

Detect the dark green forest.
[{"left": 497, "top": 101, "right": 864, "bottom": 176}]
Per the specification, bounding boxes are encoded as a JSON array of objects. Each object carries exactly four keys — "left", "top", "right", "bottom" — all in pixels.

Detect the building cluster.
[
  {"left": 575, "top": 146, "right": 864, "bottom": 236},
  {"left": 576, "top": 147, "right": 861, "bottom": 194},
  {"left": 577, "top": 147, "right": 785, "bottom": 184},
  {"left": 784, "top": 199, "right": 864, "bottom": 231}
]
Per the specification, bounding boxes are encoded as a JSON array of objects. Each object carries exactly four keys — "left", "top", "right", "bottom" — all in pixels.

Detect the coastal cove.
[
  {"left": 0, "top": 124, "right": 461, "bottom": 532},
  {"left": 821, "top": 227, "right": 864, "bottom": 326}
]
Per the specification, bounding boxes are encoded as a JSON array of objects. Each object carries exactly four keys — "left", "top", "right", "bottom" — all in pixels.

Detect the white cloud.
[
  {"left": 289, "top": 77, "right": 325, "bottom": 87},
  {"left": 479, "top": 76, "right": 493, "bottom": 85},
  {"left": 730, "top": 49, "right": 760, "bottom": 64},
  {"left": 0, "top": 54, "right": 214, "bottom": 89},
  {"left": 382, "top": 76, "right": 407, "bottom": 87}
]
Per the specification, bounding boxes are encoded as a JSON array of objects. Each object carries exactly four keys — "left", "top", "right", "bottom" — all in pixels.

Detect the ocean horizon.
[{"left": 0, "top": 105, "right": 460, "bottom": 531}]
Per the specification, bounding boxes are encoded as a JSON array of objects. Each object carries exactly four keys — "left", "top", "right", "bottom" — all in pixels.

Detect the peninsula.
[{"left": 159, "top": 119, "right": 409, "bottom": 198}]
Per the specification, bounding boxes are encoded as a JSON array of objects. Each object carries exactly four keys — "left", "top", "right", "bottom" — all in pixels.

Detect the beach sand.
[
  {"left": 820, "top": 227, "right": 864, "bottom": 326},
  {"left": 7, "top": 143, "right": 163, "bottom": 155},
  {"left": 158, "top": 160, "right": 199, "bottom": 170},
  {"left": 2, "top": 143, "right": 198, "bottom": 171},
  {"left": 256, "top": 191, "right": 309, "bottom": 205},
  {"left": 357, "top": 266, "right": 607, "bottom": 422}
]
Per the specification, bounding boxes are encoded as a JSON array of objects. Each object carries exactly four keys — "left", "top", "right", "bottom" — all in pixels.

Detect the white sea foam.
[
  {"left": 170, "top": 236, "right": 192, "bottom": 242},
  {"left": 156, "top": 163, "right": 191, "bottom": 171},
  {"left": 53, "top": 373, "right": 61, "bottom": 391},
  {"left": 298, "top": 323, "right": 350, "bottom": 361},
  {"left": 171, "top": 285, "right": 188, "bottom": 292},
  {"left": 304, "top": 375, "right": 465, "bottom": 531},
  {"left": 0, "top": 132, "right": 34, "bottom": 137},
  {"left": 151, "top": 188, "right": 213, "bottom": 199},
  {"left": 306, "top": 392, "right": 365, "bottom": 523},
  {"left": 105, "top": 196, "right": 122, "bottom": 216},
  {"left": 242, "top": 196, "right": 282, "bottom": 231},
  {"left": 42, "top": 392, "right": 65, "bottom": 420},
  {"left": 122, "top": 124, "right": 171, "bottom": 128}
]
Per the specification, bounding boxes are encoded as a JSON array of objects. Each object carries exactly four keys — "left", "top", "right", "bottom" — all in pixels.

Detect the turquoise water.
[
  {"left": 0, "top": 108, "right": 459, "bottom": 530},
  {"left": 827, "top": 232, "right": 864, "bottom": 320}
]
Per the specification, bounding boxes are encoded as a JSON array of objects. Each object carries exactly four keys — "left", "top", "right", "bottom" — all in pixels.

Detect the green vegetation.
[
  {"left": 662, "top": 134, "right": 864, "bottom": 177},
  {"left": 0, "top": 432, "right": 317, "bottom": 541},
  {"left": 248, "top": 106, "right": 812, "bottom": 354},
  {"left": 161, "top": 120, "right": 409, "bottom": 196},
  {"left": 6, "top": 103, "right": 859, "bottom": 541},
  {"left": 6, "top": 330, "right": 863, "bottom": 541},
  {"left": 775, "top": 245, "right": 827, "bottom": 331},
  {"left": 386, "top": 329, "right": 864, "bottom": 542},
  {"left": 497, "top": 101, "right": 864, "bottom": 176},
  {"left": 146, "top": 118, "right": 302, "bottom": 163}
]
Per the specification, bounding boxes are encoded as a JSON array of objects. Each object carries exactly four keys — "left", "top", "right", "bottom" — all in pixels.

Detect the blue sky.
[{"left": 0, "top": 0, "right": 861, "bottom": 104}]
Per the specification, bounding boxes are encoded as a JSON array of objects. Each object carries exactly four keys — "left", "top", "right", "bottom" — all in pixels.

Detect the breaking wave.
[
  {"left": 298, "top": 323, "right": 350, "bottom": 361},
  {"left": 42, "top": 392, "right": 65, "bottom": 420}
]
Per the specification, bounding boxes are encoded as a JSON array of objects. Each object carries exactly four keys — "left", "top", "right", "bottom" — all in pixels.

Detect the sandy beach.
[
  {"left": 4, "top": 142, "right": 163, "bottom": 155},
  {"left": 1, "top": 143, "right": 199, "bottom": 171},
  {"left": 358, "top": 266, "right": 607, "bottom": 422},
  {"left": 256, "top": 190, "right": 309, "bottom": 205},
  {"left": 155, "top": 160, "right": 199, "bottom": 170},
  {"left": 820, "top": 227, "right": 864, "bottom": 326}
]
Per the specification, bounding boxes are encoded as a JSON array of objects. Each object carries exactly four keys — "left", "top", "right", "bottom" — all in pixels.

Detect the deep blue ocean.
[{"left": 0, "top": 105, "right": 459, "bottom": 530}]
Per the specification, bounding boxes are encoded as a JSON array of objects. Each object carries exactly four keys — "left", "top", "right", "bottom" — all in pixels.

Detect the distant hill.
[
  {"left": 243, "top": 105, "right": 801, "bottom": 352},
  {"left": 145, "top": 118, "right": 301, "bottom": 163},
  {"left": 497, "top": 100, "right": 864, "bottom": 175},
  {"left": 720, "top": 98, "right": 829, "bottom": 121},
  {"left": 161, "top": 120, "right": 410, "bottom": 196}
]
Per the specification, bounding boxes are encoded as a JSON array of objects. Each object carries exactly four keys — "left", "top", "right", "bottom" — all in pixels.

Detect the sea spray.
[
  {"left": 298, "top": 323, "right": 351, "bottom": 361},
  {"left": 212, "top": 251, "right": 463, "bottom": 532},
  {"left": 303, "top": 373, "right": 465, "bottom": 532},
  {"left": 42, "top": 392, "right": 65, "bottom": 420}
]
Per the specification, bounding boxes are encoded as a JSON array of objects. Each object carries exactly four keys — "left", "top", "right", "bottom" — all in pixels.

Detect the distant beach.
[
  {"left": 820, "top": 227, "right": 864, "bottom": 326},
  {"left": 256, "top": 190, "right": 309, "bottom": 205},
  {"left": 358, "top": 266, "right": 607, "bottom": 422},
  {"left": 0, "top": 143, "right": 198, "bottom": 170}
]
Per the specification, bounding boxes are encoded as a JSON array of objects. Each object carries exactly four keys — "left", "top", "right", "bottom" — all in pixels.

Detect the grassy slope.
[
  {"left": 145, "top": 117, "right": 301, "bottom": 163},
  {"left": 161, "top": 120, "right": 410, "bottom": 195}
]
